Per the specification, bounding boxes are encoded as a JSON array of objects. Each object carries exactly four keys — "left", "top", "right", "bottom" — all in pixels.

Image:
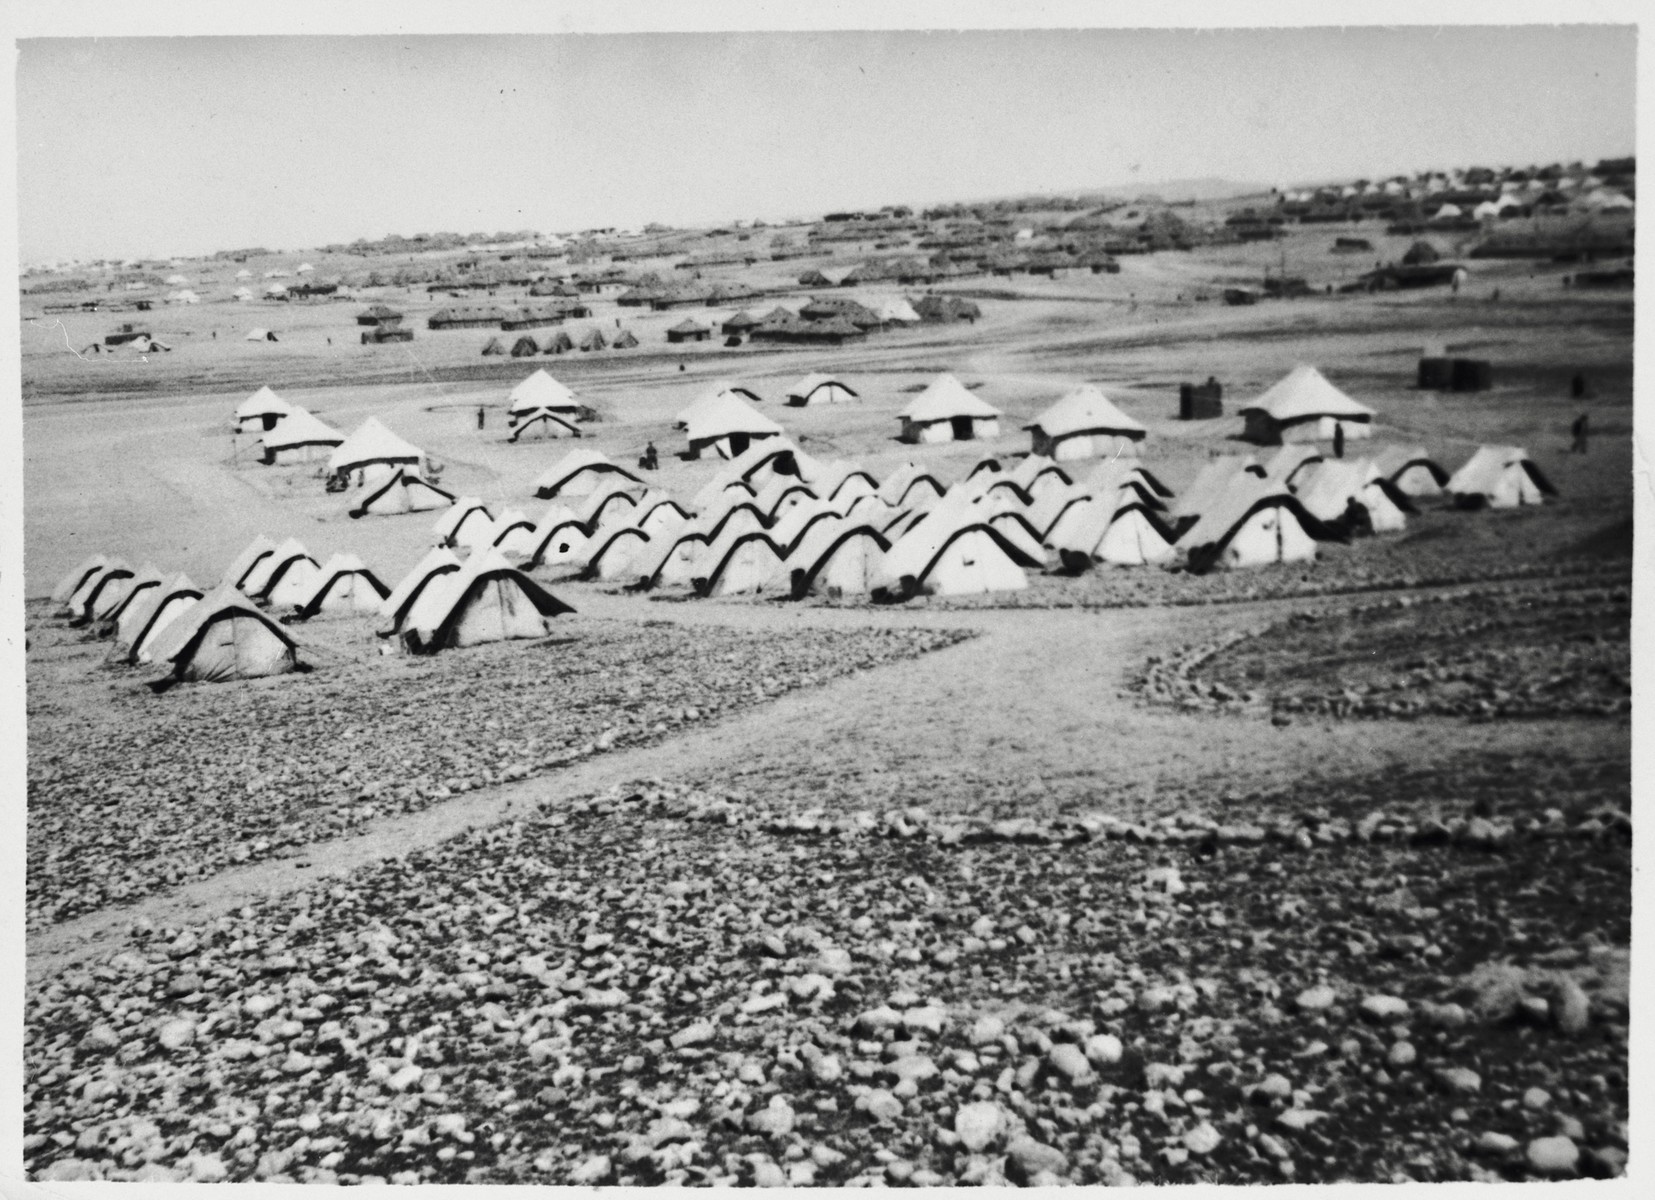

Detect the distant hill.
[{"left": 1084, "top": 178, "right": 1273, "bottom": 204}]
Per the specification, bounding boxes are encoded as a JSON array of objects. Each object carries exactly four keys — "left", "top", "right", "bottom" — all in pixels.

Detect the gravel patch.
[
  {"left": 27, "top": 616, "right": 970, "bottom": 928},
  {"left": 25, "top": 774, "right": 1628, "bottom": 1185}
]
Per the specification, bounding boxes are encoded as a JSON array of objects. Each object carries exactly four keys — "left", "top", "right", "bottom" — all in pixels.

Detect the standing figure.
[
  {"left": 477, "top": 405, "right": 486, "bottom": 430},
  {"left": 1571, "top": 413, "right": 1589, "bottom": 454}
]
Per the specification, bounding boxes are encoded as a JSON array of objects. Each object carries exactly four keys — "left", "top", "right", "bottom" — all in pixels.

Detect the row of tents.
[{"left": 481, "top": 328, "right": 639, "bottom": 357}]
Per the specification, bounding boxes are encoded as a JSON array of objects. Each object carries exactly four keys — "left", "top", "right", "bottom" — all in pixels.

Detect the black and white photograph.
[{"left": 5, "top": 3, "right": 1644, "bottom": 1191}]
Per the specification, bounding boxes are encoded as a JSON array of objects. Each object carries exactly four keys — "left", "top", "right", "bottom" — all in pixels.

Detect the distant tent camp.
[
  {"left": 377, "top": 547, "right": 464, "bottom": 637},
  {"left": 786, "top": 373, "right": 859, "bottom": 407},
  {"left": 144, "top": 584, "right": 304, "bottom": 689},
  {"left": 1239, "top": 365, "right": 1375, "bottom": 445},
  {"left": 1177, "top": 476, "right": 1335, "bottom": 574},
  {"left": 676, "top": 388, "right": 784, "bottom": 460},
  {"left": 328, "top": 417, "right": 425, "bottom": 484},
  {"left": 398, "top": 548, "right": 575, "bottom": 654},
  {"left": 532, "top": 449, "right": 644, "bottom": 499},
  {"left": 223, "top": 534, "right": 279, "bottom": 591},
  {"left": 291, "top": 553, "right": 390, "bottom": 619},
  {"left": 235, "top": 386, "right": 292, "bottom": 432},
  {"left": 543, "top": 329, "right": 576, "bottom": 355},
  {"left": 259, "top": 407, "right": 345, "bottom": 465},
  {"left": 899, "top": 374, "right": 1001, "bottom": 444},
  {"left": 1372, "top": 445, "right": 1450, "bottom": 497},
  {"left": 579, "top": 328, "right": 608, "bottom": 352},
  {"left": 612, "top": 329, "right": 640, "bottom": 349},
  {"left": 1445, "top": 445, "right": 1556, "bottom": 509},
  {"left": 349, "top": 467, "right": 456, "bottom": 517},
  {"left": 432, "top": 497, "right": 494, "bottom": 550},
  {"left": 112, "top": 574, "right": 202, "bottom": 664},
  {"left": 1025, "top": 385, "right": 1146, "bottom": 461},
  {"left": 511, "top": 335, "right": 542, "bottom": 358},
  {"left": 481, "top": 336, "right": 507, "bottom": 356}
]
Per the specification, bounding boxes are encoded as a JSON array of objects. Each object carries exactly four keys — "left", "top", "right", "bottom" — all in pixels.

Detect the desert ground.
[{"left": 22, "top": 229, "right": 1633, "bottom": 1184}]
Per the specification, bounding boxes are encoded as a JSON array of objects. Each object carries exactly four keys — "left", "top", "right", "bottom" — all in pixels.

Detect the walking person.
[
  {"left": 477, "top": 405, "right": 486, "bottom": 431},
  {"left": 1571, "top": 413, "right": 1589, "bottom": 454}
]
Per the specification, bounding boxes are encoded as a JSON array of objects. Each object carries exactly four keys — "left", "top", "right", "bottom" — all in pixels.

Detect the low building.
[{"left": 666, "top": 319, "right": 712, "bottom": 344}]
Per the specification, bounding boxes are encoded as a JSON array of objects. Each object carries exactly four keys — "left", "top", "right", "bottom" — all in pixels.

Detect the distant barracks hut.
[
  {"left": 667, "top": 318, "right": 712, "bottom": 344},
  {"left": 721, "top": 311, "right": 761, "bottom": 337},
  {"left": 355, "top": 304, "right": 404, "bottom": 327},
  {"left": 1178, "top": 379, "right": 1224, "bottom": 420},
  {"left": 500, "top": 305, "right": 567, "bottom": 331},
  {"left": 1025, "top": 385, "right": 1146, "bottom": 462},
  {"left": 913, "top": 295, "right": 981, "bottom": 324},
  {"left": 362, "top": 325, "right": 414, "bottom": 344},
  {"left": 1239, "top": 365, "right": 1375, "bottom": 445},
  {"left": 899, "top": 373, "right": 1001, "bottom": 444},
  {"left": 1417, "top": 355, "right": 1492, "bottom": 392},
  {"left": 511, "top": 335, "right": 542, "bottom": 358},
  {"left": 429, "top": 305, "right": 507, "bottom": 330}
]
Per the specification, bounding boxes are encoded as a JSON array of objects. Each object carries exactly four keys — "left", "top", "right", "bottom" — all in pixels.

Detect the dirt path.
[{"left": 27, "top": 587, "right": 1626, "bottom": 984}]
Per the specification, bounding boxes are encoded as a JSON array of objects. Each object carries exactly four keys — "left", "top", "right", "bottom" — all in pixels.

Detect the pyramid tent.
[
  {"left": 260, "top": 407, "right": 345, "bottom": 464},
  {"left": 399, "top": 547, "right": 575, "bottom": 654},
  {"left": 508, "top": 369, "right": 580, "bottom": 418},
  {"left": 673, "top": 381, "right": 765, "bottom": 429},
  {"left": 1372, "top": 445, "right": 1450, "bottom": 497},
  {"left": 1025, "top": 385, "right": 1146, "bottom": 462},
  {"left": 235, "top": 386, "right": 293, "bottom": 431},
  {"left": 291, "top": 553, "right": 391, "bottom": 619},
  {"left": 1445, "top": 445, "right": 1555, "bottom": 509},
  {"left": 349, "top": 467, "right": 456, "bottom": 517},
  {"left": 786, "top": 373, "right": 860, "bottom": 406},
  {"left": 871, "top": 297, "right": 922, "bottom": 325},
  {"left": 579, "top": 328, "right": 608, "bottom": 352},
  {"left": 113, "top": 573, "right": 202, "bottom": 662},
  {"left": 1239, "top": 366, "right": 1375, "bottom": 445},
  {"left": 532, "top": 449, "right": 644, "bottom": 499},
  {"left": 542, "top": 329, "right": 576, "bottom": 355},
  {"left": 679, "top": 390, "right": 784, "bottom": 460},
  {"left": 432, "top": 497, "right": 494, "bottom": 548},
  {"left": 377, "top": 547, "right": 463, "bottom": 636},
  {"left": 899, "top": 374, "right": 1001, "bottom": 443},
  {"left": 51, "top": 554, "right": 112, "bottom": 604},
  {"left": 481, "top": 336, "right": 508, "bottom": 356},
  {"left": 328, "top": 417, "right": 425, "bottom": 476},
  {"left": 612, "top": 329, "right": 640, "bottom": 349},
  {"left": 143, "top": 583, "right": 303, "bottom": 686}
]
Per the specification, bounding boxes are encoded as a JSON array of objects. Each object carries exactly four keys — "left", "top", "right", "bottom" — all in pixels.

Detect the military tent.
[
  {"left": 786, "top": 518, "right": 892, "bottom": 598},
  {"left": 241, "top": 538, "right": 316, "bottom": 602},
  {"left": 144, "top": 585, "right": 304, "bottom": 688},
  {"left": 510, "top": 411, "right": 582, "bottom": 441},
  {"left": 96, "top": 565, "right": 166, "bottom": 634},
  {"left": 1263, "top": 444, "right": 1326, "bottom": 489},
  {"left": 676, "top": 386, "right": 783, "bottom": 460},
  {"left": 872, "top": 507, "right": 1041, "bottom": 598},
  {"left": 542, "top": 329, "right": 576, "bottom": 355},
  {"left": 511, "top": 335, "right": 542, "bottom": 358},
  {"left": 1445, "top": 446, "right": 1555, "bottom": 509},
  {"left": 291, "top": 553, "right": 390, "bottom": 619},
  {"left": 329, "top": 417, "right": 426, "bottom": 484},
  {"left": 692, "top": 530, "right": 789, "bottom": 597},
  {"left": 899, "top": 373, "right": 1001, "bottom": 443},
  {"left": 1371, "top": 445, "right": 1450, "bottom": 497},
  {"left": 259, "top": 407, "right": 345, "bottom": 465},
  {"left": 223, "top": 535, "right": 278, "bottom": 590},
  {"left": 1293, "top": 459, "right": 1411, "bottom": 534},
  {"left": 579, "top": 328, "right": 608, "bottom": 352},
  {"left": 633, "top": 494, "right": 693, "bottom": 538},
  {"left": 486, "top": 508, "right": 540, "bottom": 557},
  {"left": 1177, "top": 476, "right": 1334, "bottom": 573},
  {"left": 786, "top": 373, "right": 860, "bottom": 407},
  {"left": 1169, "top": 456, "right": 1266, "bottom": 526},
  {"left": 113, "top": 573, "right": 202, "bottom": 663},
  {"left": 877, "top": 462, "right": 948, "bottom": 509},
  {"left": 51, "top": 554, "right": 113, "bottom": 604},
  {"left": 399, "top": 549, "right": 575, "bottom": 654},
  {"left": 576, "top": 526, "right": 652, "bottom": 581},
  {"left": 612, "top": 329, "right": 640, "bottom": 349},
  {"left": 1024, "top": 385, "right": 1146, "bottom": 461},
  {"left": 508, "top": 370, "right": 579, "bottom": 421},
  {"left": 674, "top": 381, "right": 764, "bottom": 428},
  {"left": 1239, "top": 365, "right": 1375, "bottom": 445},
  {"left": 532, "top": 449, "right": 644, "bottom": 499},
  {"left": 235, "top": 386, "right": 293, "bottom": 432},
  {"left": 65, "top": 561, "right": 137, "bottom": 624},
  {"left": 524, "top": 511, "right": 592, "bottom": 572},
  {"left": 377, "top": 548, "right": 463, "bottom": 637},
  {"left": 432, "top": 497, "right": 494, "bottom": 549},
  {"left": 349, "top": 467, "right": 456, "bottom": 517},
  {"left": 481, "top": 336, "right": 508, "bottom": 356}
]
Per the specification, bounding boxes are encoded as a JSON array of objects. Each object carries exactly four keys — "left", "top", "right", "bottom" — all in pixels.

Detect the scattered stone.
[
  {"left": 954, "top": 1102, "right": 1006, "bottom": 1153},
  {"left": 1526, "top": 1136, "right": 1580, "bottom": 1175}
]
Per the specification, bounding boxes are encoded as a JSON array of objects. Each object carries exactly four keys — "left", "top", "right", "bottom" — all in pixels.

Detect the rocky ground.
[
  {"left": 25, "top": 769, "right": 1629, "bottom": 1186},
  {"left": 26, "top": 612, "right": 968, "bottom": 929},
  {"left": 1134, "top": 581, "right": 1630, "bottom": 722}
]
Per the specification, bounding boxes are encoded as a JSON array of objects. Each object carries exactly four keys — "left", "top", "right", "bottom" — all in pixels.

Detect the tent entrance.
[
  {"left": 951, "top": 417, "right": 976, "bottom": 441},
  {"left": 728, "top": 433, "right": 751, "bottom": 457}
]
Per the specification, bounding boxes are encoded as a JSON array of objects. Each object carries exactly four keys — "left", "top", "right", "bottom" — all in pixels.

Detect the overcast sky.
[{"left": 16, "top": 25, "right": 1637, "bottom": 263}]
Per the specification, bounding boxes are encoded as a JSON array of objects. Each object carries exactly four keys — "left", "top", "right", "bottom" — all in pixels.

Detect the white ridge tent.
[
  {"left": 1372, "top": 445, "right": 1450, "bottom": 498},
  {"left": 533, "top": 449, "right": 644, "bottom": 499},
  {"left": 785, "top": 517, "right": 891, "bottom": 597},
  {"left": 224, "top": 535, "right": 279, "bottom": 589},
  {"left": 785, "top": 373, "right": 859, "bottom": 407},
  {"left": 144, "top": 584, "right": 303, "bottom": 687},
  {"left": 378, "top": 548, "right": 463, "bottom": 636},
  {"left": 291, "top": 553, "right": 390, "bottom": 618},
  {"left": 1239, "top": 365, "right": 1375, "bottom": 445},
  {"left": 899, "top": 373, "right": 1001, "bottom": 444},
  {"left": 509, "top": 410, "right": 582, "bottom": 441},
  {"left": 399, "top": 548, "right": 575, "bottom": 653},
  {"left": 98, "top": 565, "right": 166, "bottom": 631},
  {"left": 349, "top": 467, "right": 455, "bottom": 518},
  {"left": 692, "top": 530, "right": 789, "bottom": 597},
  {"left": 432, "top": 497, "right": 495, "bottom": 548},
  {"left": 1293, "top": 459, "right": 1410, "bottom": 533},
  {"left": 51, "top": 554, "right": 112, "bottom": 604},
  {"left": 873, "top": 505, "right": 1040, "bottom": 597},
  {"left": 486, "top": 508, "right": 540, "bottom": 558},
  {"left": 63, "top": 559, "right": 132, "bottom": 619},
  {"left": 241, "top": 537, "right": 314, "bottom": 601},
  {"left": 1025, "top": 385, "right": 1146, "bottom": 462},
  {"left": 114, "top": 573, "right": 202, "bottom": 663},
  {"left": 1177, "top": 476, "right": 1324, "bottom": 573},
  {"left": 1445, "top": 445, "right": 1556, "bottom": 508}
]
